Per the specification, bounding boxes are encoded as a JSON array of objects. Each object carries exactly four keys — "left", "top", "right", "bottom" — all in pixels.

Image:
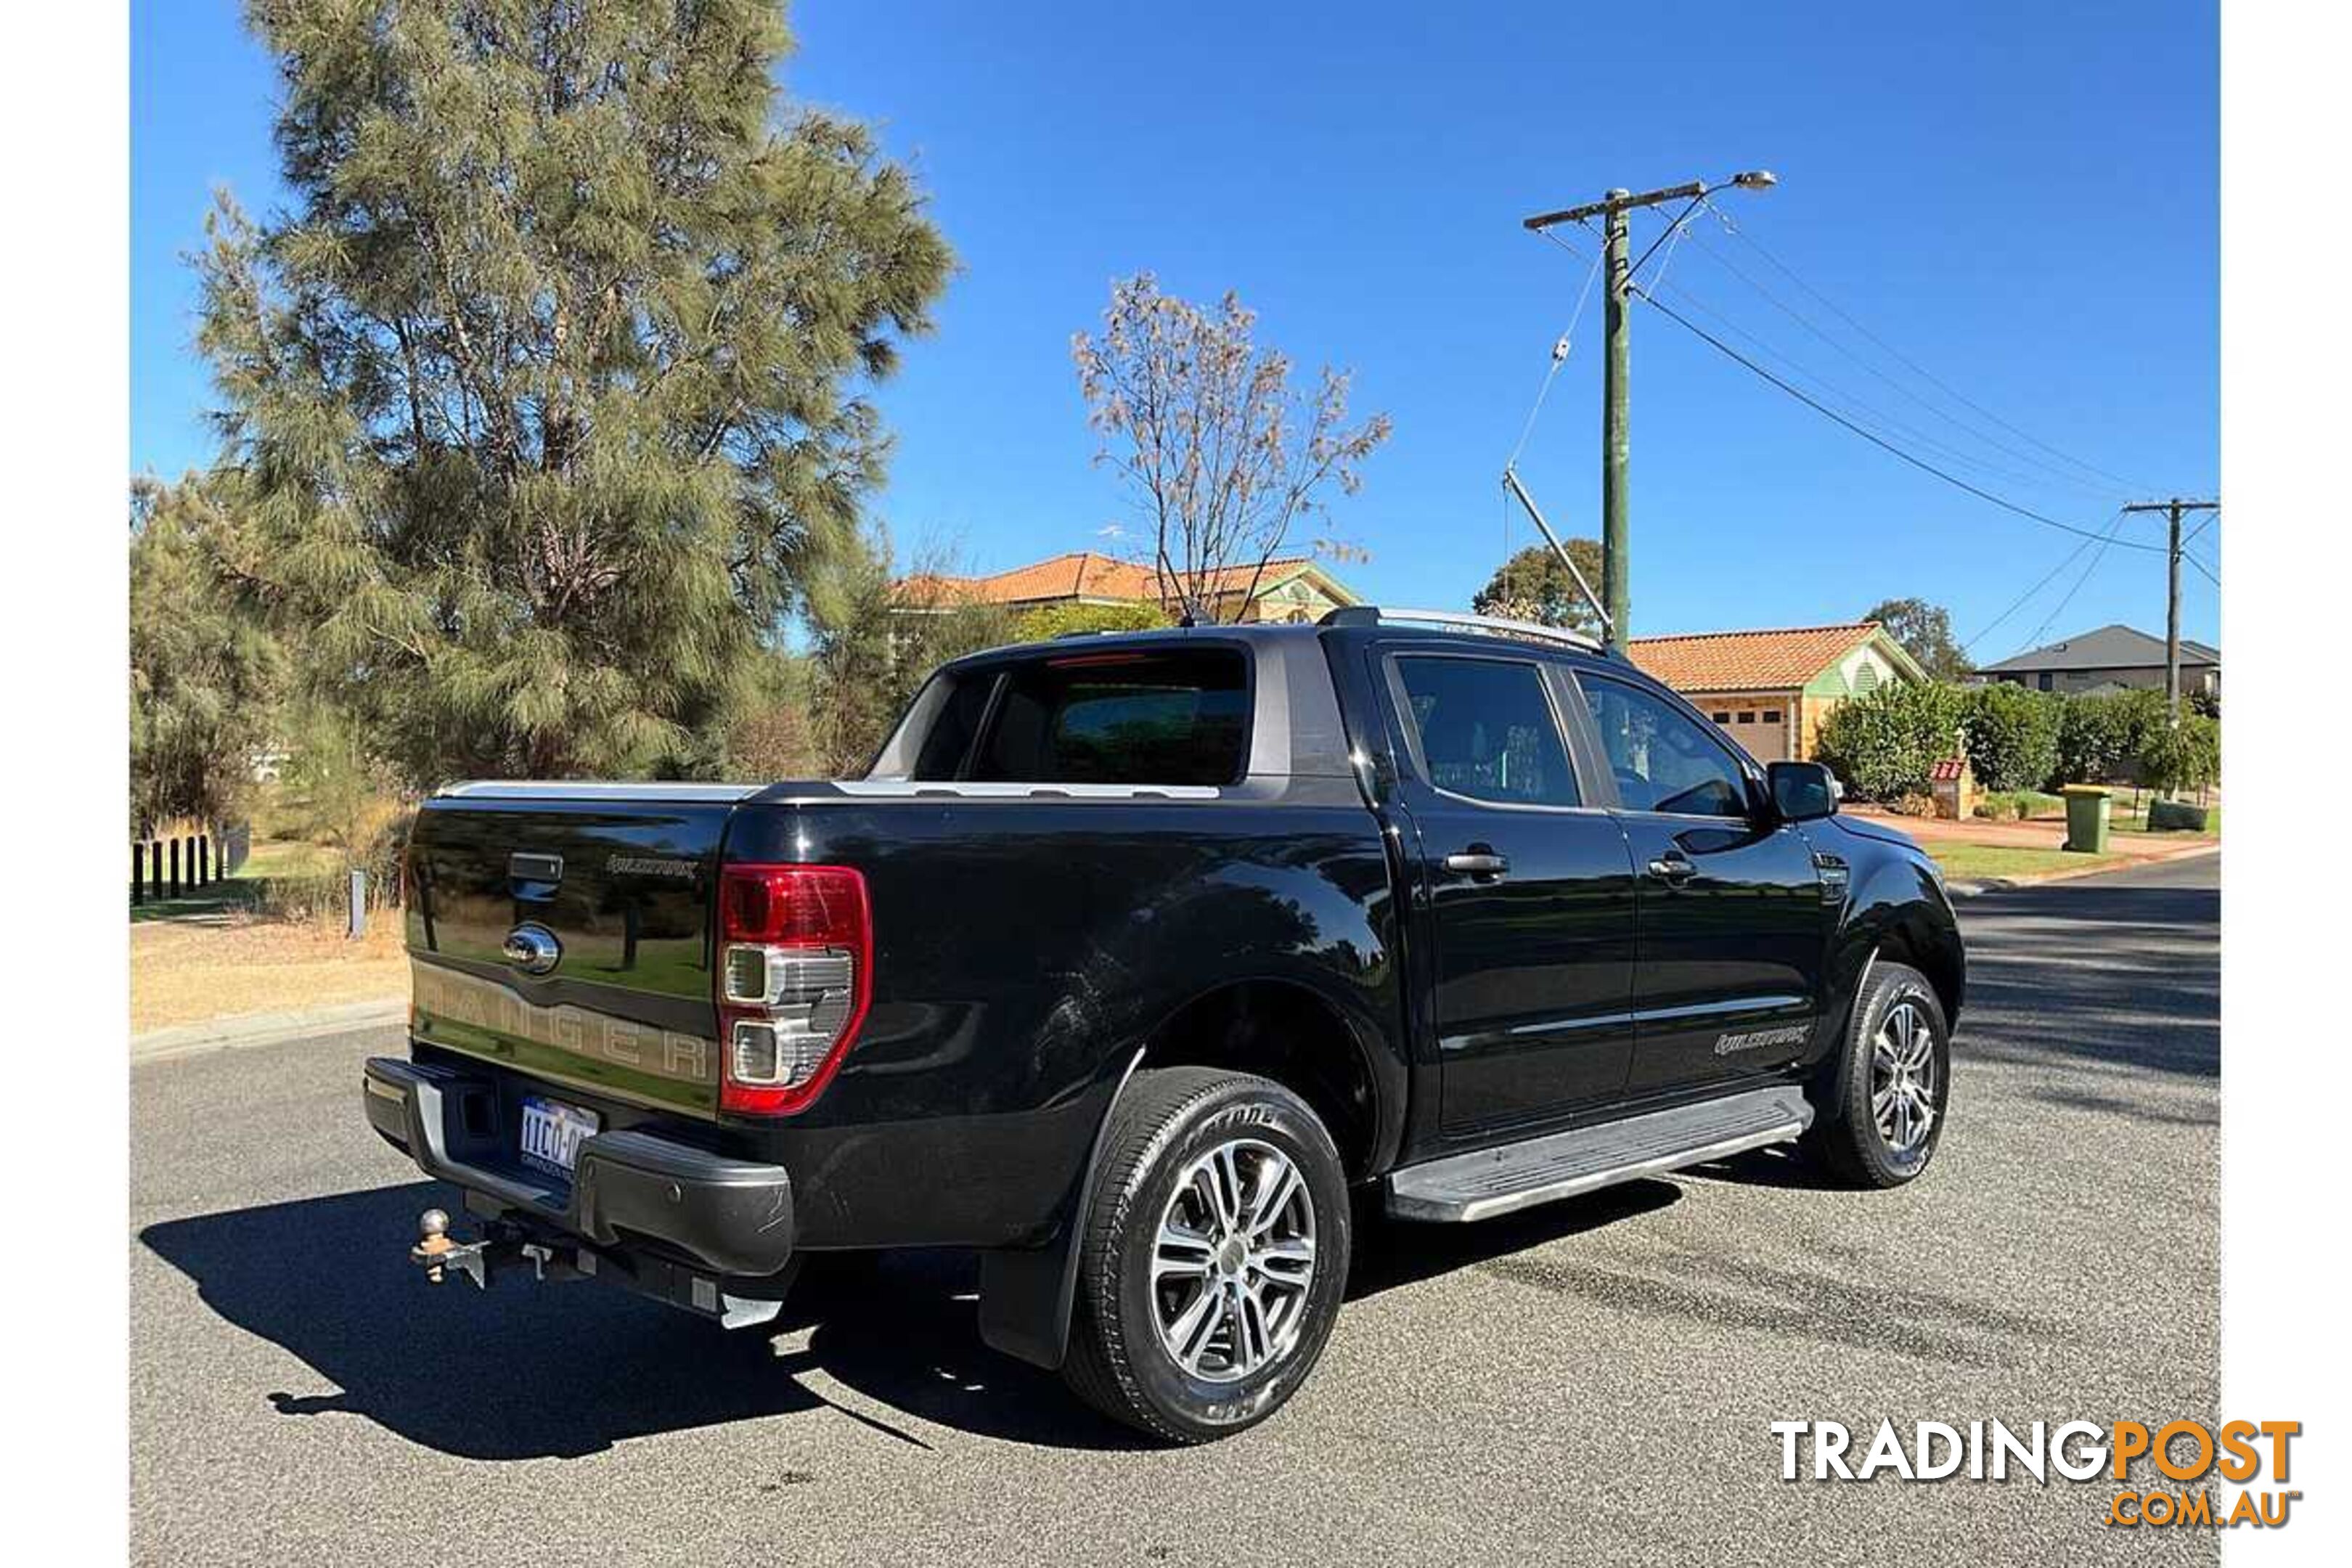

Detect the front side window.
[
  {"left": 1580, "top": 677, "right": 1749, "bottom": 817},
  {"left": 1393, "top": 656, "right": 1580, "bottom": 807}
]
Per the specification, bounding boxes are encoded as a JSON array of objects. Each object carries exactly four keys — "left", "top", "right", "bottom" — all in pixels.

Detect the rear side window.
[
  {"left": 936, "top": 648, "right": 1250, "bottom": 785},
  {"left": 1392, "top": 656, "right": 1580, "bottom": 807},
  {"left": 910, "top": 674, "right": 996, "bottom": 779}
]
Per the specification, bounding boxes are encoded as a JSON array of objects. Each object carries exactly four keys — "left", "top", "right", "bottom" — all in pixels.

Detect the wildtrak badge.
[
  {"left": 1715, "top": 1024, "right": 1809, "bottom": 1056},
  {"left": 605, "top": 853, "right": 700, "bottom": 881}
]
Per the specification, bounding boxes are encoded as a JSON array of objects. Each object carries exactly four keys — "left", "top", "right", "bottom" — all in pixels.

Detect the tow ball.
[
  {"left": 409, "top": 1208, "right": 587, "bottom": 1290},
  {"left": 409, "top": 1207, "right": 487, "bottom": 1287}
]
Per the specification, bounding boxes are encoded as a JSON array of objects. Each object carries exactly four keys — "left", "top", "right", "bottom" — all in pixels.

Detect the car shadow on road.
[
  {"left": 139, "top": 1181, "right": 1148, "bottom": 1461},
  {"left": 142, "top": 1174, "right": 1700, "bottom": 1462},
  {"left": 1345, "top": 1179, "right": 1683, "bottom": 1299}
]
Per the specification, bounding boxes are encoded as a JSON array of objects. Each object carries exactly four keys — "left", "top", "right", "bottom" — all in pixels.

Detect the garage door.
[{"left": 1705, "top": 703, "right": 1789, "bottom": 762}]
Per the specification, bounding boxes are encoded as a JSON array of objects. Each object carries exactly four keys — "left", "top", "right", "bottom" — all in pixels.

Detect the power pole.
[
  {"left": 2120, "top": 497, "right": 2218, "bottom": 721},
  {"left": 1524, "top": 172, "right": 1774, "bottom": 650},
  {"left": 1600, "top": 194, "right": 1632, "bottom": 648}
]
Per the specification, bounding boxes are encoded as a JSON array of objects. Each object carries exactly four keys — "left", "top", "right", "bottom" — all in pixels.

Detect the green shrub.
[
  {"left": 1814, "top": 681, "right": 1966, "bottom": 801},
  {"left": 2054, "top": 688, "right": 2168, "bottom": 785},
  {"left": 1960, "top": 682, "right": 2062, "bottom": 792},
  {"left": 2139, "top": 713, "right": 2220, "bottom": 797}
]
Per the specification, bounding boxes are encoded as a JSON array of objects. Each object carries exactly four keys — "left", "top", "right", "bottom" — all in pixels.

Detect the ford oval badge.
[{"left": 502, "top": 923, "right": 563, "bottom": 976}]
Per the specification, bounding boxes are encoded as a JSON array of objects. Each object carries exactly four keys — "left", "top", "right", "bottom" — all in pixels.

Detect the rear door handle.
[
  {"left": 1647, "top": 852, "right": 1697, "bottom": 883},
  {"left": 1444, "top": 849, "right": 1511, "bottom": 878}
]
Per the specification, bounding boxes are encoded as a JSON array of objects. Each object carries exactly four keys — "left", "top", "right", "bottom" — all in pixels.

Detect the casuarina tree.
[
  {"left": 1072, "top": 274, "right": 1389, "bottom": 624},
  {"left": 195, "top": 0, "right": 950, "bottom": 784},
  {"left": 129, "top": 475, "right": 287, "bottom": 836}
]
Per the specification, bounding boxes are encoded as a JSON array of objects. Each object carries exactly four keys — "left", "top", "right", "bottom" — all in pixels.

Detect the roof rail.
[{"left": 1320, "top": 605, "right": 1605, "bottom": 653}]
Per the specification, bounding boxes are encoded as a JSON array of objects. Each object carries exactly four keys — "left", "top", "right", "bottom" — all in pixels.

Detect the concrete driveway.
[{"left": 131, "top": 857, "right": 2218, "bottom": 1567}]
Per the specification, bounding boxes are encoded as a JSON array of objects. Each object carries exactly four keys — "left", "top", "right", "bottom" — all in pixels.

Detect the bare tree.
[{"left": 1072, "top": 274, "right": 1391, "bottom": 623}]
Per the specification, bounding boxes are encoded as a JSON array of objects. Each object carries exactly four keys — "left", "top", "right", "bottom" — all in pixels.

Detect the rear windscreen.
[{"left": 913, "top": 648, "right": 1251, "bottom": 785}]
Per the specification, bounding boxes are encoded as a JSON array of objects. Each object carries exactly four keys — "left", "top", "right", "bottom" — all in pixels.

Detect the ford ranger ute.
[{"left": 365, "top": 606, "right": 1964, "bottom": 1443}]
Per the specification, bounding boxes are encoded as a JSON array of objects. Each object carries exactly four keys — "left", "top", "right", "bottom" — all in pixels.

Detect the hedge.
[
  {"left": 2139, "top": 711, "right": 2220, "bottom": 796},
  {"left": 2054, "top": 687, "right": 2167, "bottom": 785},
  {"left": 1820, "top": 679, "right": 2217, "bottom": 801},
  {"left": 1958, "top": 682, "right": 2061, "bottom": 792},
  {"left": 1813, "top": 680, "right": 1967, "bottom": 801}
]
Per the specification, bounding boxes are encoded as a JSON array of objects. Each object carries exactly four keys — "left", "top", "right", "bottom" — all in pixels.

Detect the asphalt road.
[{"left": 131, "top": 855, "right": 2219, "bottom": 1566}]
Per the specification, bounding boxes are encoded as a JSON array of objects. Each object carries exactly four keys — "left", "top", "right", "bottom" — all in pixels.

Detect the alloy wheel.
[
  {"left": 1150, "top": 1138, "right": 1318, "bottom": 1384},
  {"left": 1870, "top": 999, "right": 1940, "bottom": 1156}
]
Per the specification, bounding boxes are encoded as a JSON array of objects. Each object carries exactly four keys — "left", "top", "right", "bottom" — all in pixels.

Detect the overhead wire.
[
  {"left": 1543, "top": 220, "right": 2090, "bottom": 501},
  {"left": 1673, "top": 216, "right": 2118, "bottom": 501},
  {"left": 2020, "top": 510, "right": 2129, "bottom": 652},
  {"left": 1961, "top": 518, "right": 2118, "bottom": 650},
  {"left": 1643, "top": 267, "right": 2127, "bottom": 499},
  {"left": 1632, "top": 286, "right": 2168, "bottom": 552},
  {"left": 1704, "top": 205, "right": 2157, "bottom": 494}
]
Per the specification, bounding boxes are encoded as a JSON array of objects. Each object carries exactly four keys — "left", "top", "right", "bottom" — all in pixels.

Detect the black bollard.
[
  {"left": 133, "top": 842, "right": 146, "bottom": 905},
  {"left": 169, "top": 838, "right": 181, "bottom": 899},
  {"left": 200, "top": 834, "right": 211, "bottom": 887}
]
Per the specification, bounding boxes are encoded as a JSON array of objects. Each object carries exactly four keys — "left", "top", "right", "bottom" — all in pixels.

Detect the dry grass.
[{"left": 130, "top": 913, "right": 407, "bottom": 1034}]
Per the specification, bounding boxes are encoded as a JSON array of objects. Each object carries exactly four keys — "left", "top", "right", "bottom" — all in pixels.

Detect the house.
[
  {"left": 1972, "top": 623, "right": 2218, "bottom": 698},
  {"left": 1626, "top": 621, "right": 1926, "bottom": 763},
  {"left": 902, "top": 550, "right": 1362, "bottom": 624}
]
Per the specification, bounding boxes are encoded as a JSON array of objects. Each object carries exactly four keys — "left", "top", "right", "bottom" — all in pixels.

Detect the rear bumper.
[{"left": 362, "top": 1055, "right": 795, "bottom": 1278}]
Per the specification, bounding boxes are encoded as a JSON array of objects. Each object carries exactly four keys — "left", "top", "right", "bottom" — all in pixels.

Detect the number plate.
[{"left": 518, "top": 1095, "right": 600, "bottom": 1175}]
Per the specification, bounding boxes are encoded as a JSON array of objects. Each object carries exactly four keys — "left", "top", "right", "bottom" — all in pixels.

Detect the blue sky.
[{"left": 131, "top": 0, "right": 2218, "bottom": 654}]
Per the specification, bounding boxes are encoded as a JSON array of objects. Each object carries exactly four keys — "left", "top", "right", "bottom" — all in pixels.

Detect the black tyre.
[
  {"left": 1062, "top": 1067, "right": 1350, "bottom": 1444},
  {"left": 1803, "top": 959, "right": 1951, "bottom": 1188}
]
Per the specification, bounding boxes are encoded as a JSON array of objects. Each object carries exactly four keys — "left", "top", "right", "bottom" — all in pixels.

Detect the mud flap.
[{"left": 976, "top": 1048, "right": 1146, "bottom": 1371}]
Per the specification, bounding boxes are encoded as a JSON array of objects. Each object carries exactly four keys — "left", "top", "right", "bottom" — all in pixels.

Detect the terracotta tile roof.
[
  {"left": 1626, "top": 622, "right": 1886, "bottom": 693},
  {"left": 904, "top": 551, "right": 1319, "bottom": 608}
]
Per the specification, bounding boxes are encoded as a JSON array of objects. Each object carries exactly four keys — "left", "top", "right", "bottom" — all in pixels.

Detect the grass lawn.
[
  {"left": 128, "top": 838, "right": 343, "bottom": 924},
  {"left": 1930, "top": 844, "right": 2121, "bottom": 883}
]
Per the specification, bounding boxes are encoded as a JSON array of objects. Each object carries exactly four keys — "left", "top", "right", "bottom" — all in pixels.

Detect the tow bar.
[
  {"left": 404, "top": 1206, "right": 785, "bottom": 1328},
  {"left": 408, "top": 1207, "right": 592, "bottom": 1290}
]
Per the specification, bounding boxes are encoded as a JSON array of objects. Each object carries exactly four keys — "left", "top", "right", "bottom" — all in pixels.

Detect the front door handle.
[
  {"left": 1647, "top": 851, "right": 1697, "bottom": 883},
  {"left": 1444, "top": 848, "right": 1511, "bottom": 878}
]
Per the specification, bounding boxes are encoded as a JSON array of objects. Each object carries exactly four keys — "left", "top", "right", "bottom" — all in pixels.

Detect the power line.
[
  {"left": 1636, "top": 288, "right": 2168, "bottom": 552},
  {"left": 2182, "top": 510, "right": 2218, "bottom": 547},
  {"left": 1962, "top": 518, "right": 2117, "bottom": 650},
  {"left": 1706, "top": 207, "right": 2156, "bottom": 494},
  {"left": 1552, "top": 221, "right": 2094, "bottom": 500},
  {"left": 1673, "top": 213, "right": 2116, "bottom": 501},
  {"left": 1646, "top": 269, "right": 2128, "bottom": 500},
  {"left": 2021, "top": 511, "right": 2127, "bottom": 652},
  {"left": 2184, "top": 550, "right": 2220, "bottom": 587}
]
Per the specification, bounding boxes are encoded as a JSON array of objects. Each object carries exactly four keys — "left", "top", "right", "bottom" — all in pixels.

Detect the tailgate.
[{"left": 405, "top": 785, "right": 754, "bottom": 1117}]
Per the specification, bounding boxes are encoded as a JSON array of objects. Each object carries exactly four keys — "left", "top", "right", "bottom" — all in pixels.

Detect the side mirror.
[{"left": 1768, "top": 760, "right": 1839, "bottom": 822}]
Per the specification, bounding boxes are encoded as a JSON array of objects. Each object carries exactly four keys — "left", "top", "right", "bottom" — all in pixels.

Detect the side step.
[{"left": 1385, "top": 1085, "right": 1813, "bottom": 1222}]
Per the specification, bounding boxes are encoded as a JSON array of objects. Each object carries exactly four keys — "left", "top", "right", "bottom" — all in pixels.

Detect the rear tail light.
[{"left": 716, "top": 865, "right": 872, "bottom": 1115}]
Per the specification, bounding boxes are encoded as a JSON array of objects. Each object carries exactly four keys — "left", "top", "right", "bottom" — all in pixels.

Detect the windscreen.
[{"left": 909, "top": 648, "right": 1251, "bottom": 785}]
